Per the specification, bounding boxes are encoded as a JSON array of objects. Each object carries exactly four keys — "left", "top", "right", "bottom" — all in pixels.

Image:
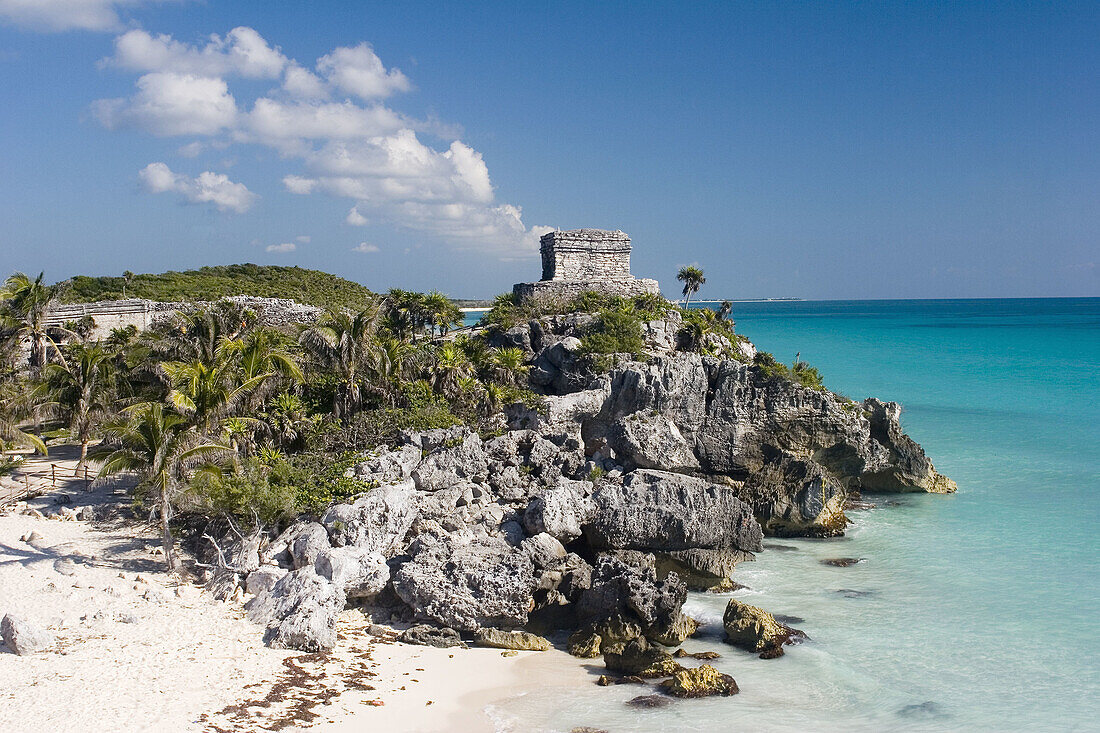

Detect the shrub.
[
  {"left": 580, "top": 309, "right": 645, "bottom": 358},
  {"left": 753, "top": 352, "right": 827, "bottom": 391}
]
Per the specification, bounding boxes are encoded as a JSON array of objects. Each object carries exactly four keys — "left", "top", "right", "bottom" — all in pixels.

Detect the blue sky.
[{"left": 0, "top": 1, "right": 1096, "bottom": 299}]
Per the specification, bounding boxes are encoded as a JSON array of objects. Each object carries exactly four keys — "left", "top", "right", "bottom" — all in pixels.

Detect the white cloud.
[
  {"left": 139, "top": 161, "right": 256, "bottom": 213},
  {"left": 265, "top": 242, "right": 296, "bottom": 253},
  {"left": 295, "top": 235, "right": 310, "bottom": 243},
  {"left": 93, "top": 72, "right": 237, "bottom": 136},
  {"left": 345, "top": 206, "right": 368, "bottom": 226},
  {"left": 316, "top": 42, "right": 410, "bottom": 100},
  {"left": 176, "top": 141, "right": 204, "bottom": 157},
  {"left": 352, "top": 242, "right": 379, "bottom": 253},
  {"left": 0, "top": 0, "right": 155, "bottom": 32},
  {"left": 97, "top": 27, "right": 547, "bottom": 256},
  {"left": 104, "top": 27, "right": 288, "bottom": 78}
]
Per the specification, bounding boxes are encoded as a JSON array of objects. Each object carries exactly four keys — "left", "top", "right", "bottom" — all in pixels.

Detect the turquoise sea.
[{"left": 486, "top": 298, "right": 1100, "bottom": 732}]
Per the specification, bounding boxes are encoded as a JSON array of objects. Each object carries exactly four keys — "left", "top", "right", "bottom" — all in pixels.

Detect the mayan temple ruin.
[{"left": 512, "top": 228, "right": 661, "bottom": 303}]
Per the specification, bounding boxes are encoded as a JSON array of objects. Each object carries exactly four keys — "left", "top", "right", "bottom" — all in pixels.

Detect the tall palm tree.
[
  {"left": 677, "top": 266, "right": 706, "bottom": 308},
  {"left": 430, "top": 342, "right": 472, "bottom": 399},
  {"left": 153, "top": 301, "right": 255, "bottom": 364},
  {"left": 367, "top": 336, "right": 414, "bottom": 407},
  {"left": 97, "top": 403, "right": 228, "bottom": 570},
  {"left": 34, "top": 342, "right": 115, "bottom": 473},
  {"left": 0, "top": 272, "right": 70, "bottom": 375},
  {"left": 161, "top": 359, "right": 269, "bottom": 432},
  {"left": 718, "top": 300, "right": 733, "bottom": 321},
  {"left": 0, "top": 380, "right": 46, "bottom": 455},
  {"left": 298, "top": 307, "right": 379, "bottom": 418}
]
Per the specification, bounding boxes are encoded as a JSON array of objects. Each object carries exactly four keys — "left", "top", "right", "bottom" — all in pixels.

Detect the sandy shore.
[{"left": 0, "top": 447, "right": 584, "bottom": 733}]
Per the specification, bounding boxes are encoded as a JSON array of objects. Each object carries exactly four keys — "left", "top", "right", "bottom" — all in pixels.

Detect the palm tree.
[
  {"left": 161, "top": 359, "right": 269, "bottom": 432},
  {"left": 298, "top": 307, "right": 379, "bottom": 418},
  {"left": 487, "top": 347, "right": 528, "bottom": 387},
  {"left": 429, "top": 342, "right": 472, "bottom": 399},
  {"left": 153, "top": 301, "right": 255, "bottom": 364},
  {"left": 34, "top": 343, "right": 115, "bottom": 473},
  {"left": 0, "top": 272, "right": 70, "bottom": 375},
  {"left": 677, "top": 266, "right": 706, "bottom": 308},
  {"left": 718, "top": 300, "right": 733, "bottom": 321},
  {"left": 0, "top": 380, "right": 46, "bottom": 455},
  {"left": 258, "top": 392, "right": 316, "bottom": 452},
  {"left": 96, "top": 402, "right": 229, "bottom": 570},
  {"left": 367, "top": 336, "right": 414, "bottom": 407},
  {"left": 122, "top": 271, "right": 134, "bottom": 299}
]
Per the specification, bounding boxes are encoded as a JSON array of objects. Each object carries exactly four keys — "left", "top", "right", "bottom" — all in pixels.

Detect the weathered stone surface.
[
  {"left": 399, "top": 624, "right": 466, "bottom": 649},
  {"left": 585, "top": 470, "right": 763, "bottom": 553},
  {"left": 314, "top": 546, "right": 389, "bottom": 599},
  {"left": 245, "top": 566, "right": 287, "bottom": 596},
  {"left": 626, "top": 694, "right": 674, "bottom": 708},
  {"left": 289, "top": 522, "right": 331, "bottom": 570},
  {"left": 411, "top": 434, "right": 489, "bottom": 491},
  {"left": 1, "top": 614, "right": 55, "bottom": 655},
  {"left": 603, "top": 639, "right": 683, "bottom": 678},
  {"left": 861, "top": 399, "right": 958, "bottom": 493},
  {"left": 347, "top": 444, "right": 422, "bottom": 484},
  {"left": 245, "top": 568, "right": 345, "bottom": 652},
  {"left": 474, "top": 628, "right": 551, "bottom": 651},
  {"left": 523, "top": 481, "right": 596, "bottom": 543},
  {"left": 576, "top": 555, "right": 688, "bottom": 646},
  {"left": 659, "top": 665, "right": 739, "bottom": 697},
  {"left": 320, "top": 480, "right": 417, "bottom": 556},
  {"left": 654, "top": 548, "right": 754, "bottom": 591},
  {"left": 722, "top": 598, "right": 806, "bottom": 658},
  {"left": 606, "top": 413, "right": 699, "bottom": 472},
  {"left": 392, "top": 530, "right": 537, "bottom": 631},
  {"left": 741, "top": 453, "right": 848, "bottom": 536},
  {"left": 521, "top": 532, "right": 567, "bottom": 569}
]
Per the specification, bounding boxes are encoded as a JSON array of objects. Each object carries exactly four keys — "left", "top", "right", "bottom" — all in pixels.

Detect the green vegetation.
[
  {"left": 580, "top": 309, "right": 645, "bottom": 359},
  {"left": 480, "top": 290, "right": 672, "bottom": 332},
  {"left": 62, "top": 264, "right": 377, "bottom": 312},
  {"left": 676, "top": 265, "right": 706, "bottom": 306},
  {"left": 753, "top": 352, "right": 826, "bottom": 391}
]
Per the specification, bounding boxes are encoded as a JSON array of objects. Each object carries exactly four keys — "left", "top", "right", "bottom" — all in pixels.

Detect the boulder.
[
  {"left": 245, "top": 566, "right": 287, "bottom": 596},
  {"left": 860, "top": 399, "right": 958, "bottom": 493},
  {"left": 473, "top": 628, "right": 551, "bottom": 651},
  {"left": 314, "top": 546, "right": 389, "bottom": 599},
  {"left": 392, "top": 530, "right": 537, "bottom": 632},
  {"left": 654, "top": 548, "right": 754, "bottom": 591},
  {"left": 722, "top": 598, "right": 806, "bottom": 658},
  {"left": 1, "top": 614, "right": 55, "bottom": 655},
  {"left": 606, "top": 413, "right": 699, "bottom": 471},
  {"left": 320, "top": 480, "right": 418, "bottom": 556},
  {"left": 741, "top": 453, "right": 848, "bottom": 536},
  {"left": 522, "top": 480, "right": 595, "bottom": 543},
  {"left": 603, "top": 639, "right": 683, "bottom": 678},
  {"left": 289, "top": 522, "right": 331, "bottom": 570},
  {"left": 567, "top": 614, "right": 645, "bottom": 658},
  {"left": 659, "top": 665, "right": 739, "bottom": 697},
  {"left": 521, "top": 533, "right": 567, "bottom": 569},
  {"left": 411, "top": 434, "right": 489, "bottom": 491},
  {"left": 245, "top": 568, "right": 345, "bottom": 652},
  {"left": 399, "top": 624, "right": 466, "bottom": 649},
  {"left": 576, "top": 555, "right": 691, "bottom": 646},
  {"left": 584, "top": 470, "right": 763, "bottom": 553}
]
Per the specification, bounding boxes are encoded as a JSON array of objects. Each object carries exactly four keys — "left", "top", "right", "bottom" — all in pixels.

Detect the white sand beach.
[{"left": 0, "top": 449, "right": 582, "bottom": 733}]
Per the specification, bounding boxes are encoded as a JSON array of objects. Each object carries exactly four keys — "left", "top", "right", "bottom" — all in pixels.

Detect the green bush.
[
  {"left": 185, "top": 459, "right": 300, "bottom": 527},
  {"left": 580, "top": 309, "right": 645, "bottom": 358},
  {"left": 753, "top": 352, "right": 827, "bottom": 391}
]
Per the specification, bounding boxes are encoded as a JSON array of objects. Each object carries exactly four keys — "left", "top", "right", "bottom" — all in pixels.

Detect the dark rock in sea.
[
  {"left": 845, "top": 498, "right": 876, "bottom": 511},
  {"left": 763, "top": 543, "right": 800, "bottom": 552},
  {"left": 604, "top": 639, "right": 683, "bottom": 678},
  {"left": 673, "top": 648, "right": 721, "bottom": 660},
  {"left": 568, "top": 614, "right": 645, "bottom": 658},
  {"left": 584, "top": 469, "right": 763, "bottom": 553},
  {"left": 707, "top": 579, "right": 749, "bottom": 593},
  {"left": 399, "top": 624, "right": 466, "bottom": 649},
  {"left": 473, "top": 628, "right": 550, "bottom": 651},
  {"left": 773, "top": 614, "right": 806, "bottom": 625},
  {"left": 626, "top": 694, "right": 674, "bottom": 709},
  {"left": 836, "top": 589, "right": 874, "bottom": 598},
  {"left": 654, "top": 548, "right": 754, "bottom": 591},
  {"left": 723, "top": 599, "right": 807, "bottom": 659},
  {"left": 898, "top": 701, "right": 948, "bottom": 719},
  {"left": 596, "top": 674, "right": 646, "bottom": 686},
  {"left": 821, "top": 557, "right": 864, "bottom": 567},
  {"left": 659, "top": 664, "right": 739, "bottom": 697}
]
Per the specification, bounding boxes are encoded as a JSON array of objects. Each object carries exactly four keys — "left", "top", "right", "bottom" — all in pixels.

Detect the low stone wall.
[
  {"left": 46, "top": 296, "right": 323, "bottom": 339},
  {"left": 512, "top": 278, "right": 661, "bottom": 306}
]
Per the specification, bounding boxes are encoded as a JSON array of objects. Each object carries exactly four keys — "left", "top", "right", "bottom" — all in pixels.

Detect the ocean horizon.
[{"left": 484, "top": 296, "right": 1100, "bottom": 732}]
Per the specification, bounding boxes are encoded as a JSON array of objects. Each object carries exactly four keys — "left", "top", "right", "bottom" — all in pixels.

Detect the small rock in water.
[
  {"left": 774, "top": 614, "right": 806, "bottom": 625},
  {"left": 836, "top": 589, "right": 873, "bottom": 598},
  {"left": 570, "top": 728, "right": 610, "bottom": 733},
  {"left": 659, "top": 664, "right": 739, "bottom": 697},
  {"left": 763, "top": 543, "right": 799, "bottom": 552},
  {"left": 596, "top": 675, "right": 646, "bottom": 686},
  {"left": 821, "top": 557, "right": 864, "bottom": 567},
  {"left": 626, "top": 695, "right": 673, "bottom": 709},
  {"left": 673, "top": 648, "right": 721, "bottom": 660},
  {"left": 898, "top": 701, "right": 947, "bottom": 719}
]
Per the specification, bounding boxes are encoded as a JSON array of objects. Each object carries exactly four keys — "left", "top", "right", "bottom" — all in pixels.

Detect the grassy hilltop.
[{"left": 61, "top": 264, "right": 377, "bottom": 312}]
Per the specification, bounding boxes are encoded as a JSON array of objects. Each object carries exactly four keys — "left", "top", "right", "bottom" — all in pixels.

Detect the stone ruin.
[{"left": 513, "top": 229, "right": 661, "bottom": 303}]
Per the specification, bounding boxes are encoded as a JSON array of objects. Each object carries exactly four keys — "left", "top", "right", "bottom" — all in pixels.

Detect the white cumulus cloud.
[
  {"left": 352, "top": 242, "right": 379, "bottom": 253},
  {"left": 0, "top": 0, "right": 155, "bottom": 32},
  {"left": 139, "top": 161, "right": 256, "bottom": 213},
  {"left": 103, "top": 27, "right": 288, "bottom": 78},
  {"left": 345, "top": 206, "right": 368, "bottom": 226},
  {"left": 265, "top": 242, "right": 296, "bottom": 253},
  {"left": 316, "top": 43, "right": 410, "bottom": 100},
  {"left": 93, "top": 72, "right": 237, "bottom": 136}
]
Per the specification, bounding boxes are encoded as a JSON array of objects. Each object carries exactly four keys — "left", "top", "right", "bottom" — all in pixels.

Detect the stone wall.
[
  {"left": 46, "top": 296, "right": 322, "bottom": 340},
  {"left": 513, "top": 278, "right": 661, "bottom": 305},
  {"left": 541, "top": 229, "right": 633, "bottom": 282}
]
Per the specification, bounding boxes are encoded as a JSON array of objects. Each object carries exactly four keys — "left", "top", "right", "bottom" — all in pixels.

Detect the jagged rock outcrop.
[
  {"left": 654, "top": 548, "right": 754, "bottom": 591},
  {"left": 314, "top": 546, "right": 389, "bottom": 600},
  {"left": 246, "top": 568, "right": 345, "bottom": 652},
  {"left": 320, "top": 479, "right": 417, "bottom": 554},
  {"left": 741, "top": 453, "right": 848, "bottom": 537},
  {"left": 392, "top": 528, "right": 537, "bottom": 631},
  {"left": 583, "top": 470, "right": 763, "bottom": 553},
  {"left": 576, "top": 555, "right": 695, "bottom": 646},
  {"left": 660, "top": 664, "right": 739, "bottom": 697},
  {"left": 523, "top": 480, "right": 596, "bottom": 542},
  {"left": 411, "top": 433, "right": 489, "bottom": 490},
  {"left": 722, "top": 598, "right": 807, "bottom": 659},
  {"left": 603, "top": 638, "right": 683, "bottom": 678}
]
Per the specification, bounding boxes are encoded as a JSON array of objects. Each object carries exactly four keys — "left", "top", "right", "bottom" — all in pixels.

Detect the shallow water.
[{"left": 487, "top": 298, "right": 1100, "bottom": 732}]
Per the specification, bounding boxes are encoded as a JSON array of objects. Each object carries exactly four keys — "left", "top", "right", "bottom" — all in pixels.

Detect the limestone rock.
[
  {"left": 399, "top": 624, "right": 466, "bottom": 649},
  {"left": 606, "top": 413, "right": 699, "bottom": 471},
  {"left": 348, "top": 444, "right": 422, "bottom": 484},
  {"left": 288, "top": 522, "right": 331, "bottom": 570},
  {"left": 654, "top": 548, "right": 754, "bottom": 591},
  {"left": 576, "top": 555, "right": 689, "bottom": 646},
  {"left": 603, "top": 639, "right": 683, "bottom": 678},
  {"left": 722, "top": 598, "right": 806, "bottom": 658},
  {"left": 245, "top": 568, "right": 345, "bottom": 652},
  {"left": 742, "top": 453, "right": 848, "bottom": 537},
  {"left": 473, "top": 628, "right": 551, "bottom": 651},
  {"left": 314, "top": 546, "right": 389, "bottom": 600},
  {"left": 1, "top": 614, "right": 55, "bottom": 655},
  {"left": 320, "top": 480, "right": 418, "bottom": 556},
  {"left": 584, "top": 469, "right": 763, "bottom": 553},
  {"left": 521, "top": 532, "right": 567, "bottom": 569},
  {"left": 245, "top": 566, "right": 287, "bottom": 596},
  {"left": 392, "top": 530, "right": 537, "bottom": 632},
  {"left": 523, "top": 481, "right": 596, "bottom": 543},
  {"left": 411, "top": 433, "right": 489, "bottom": 491},
  {"left": 659, "top": 665, "right": 739, "bottom": 697}
]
